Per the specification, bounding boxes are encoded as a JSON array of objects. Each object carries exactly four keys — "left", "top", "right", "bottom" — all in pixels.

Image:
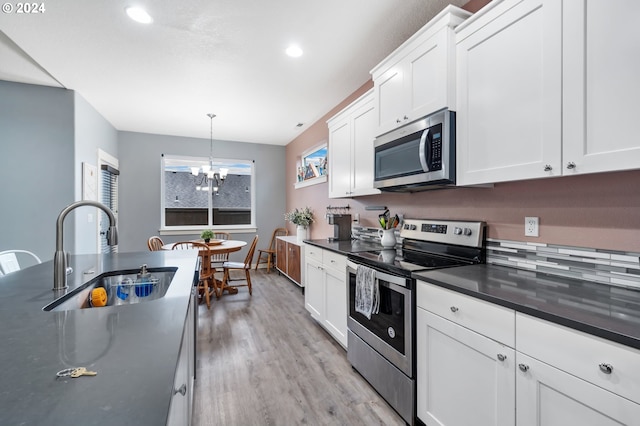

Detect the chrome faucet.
[{"left": 54, "top": 201, "right": 118, "bottom": 290}]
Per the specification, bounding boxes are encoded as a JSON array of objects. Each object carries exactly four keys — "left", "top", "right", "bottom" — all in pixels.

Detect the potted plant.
[
  {"left": 200, "top": 229, "right": 214, "bottom": 243},
  {"left": 284, "top": 207, "right": 315, "bottom": 242}
]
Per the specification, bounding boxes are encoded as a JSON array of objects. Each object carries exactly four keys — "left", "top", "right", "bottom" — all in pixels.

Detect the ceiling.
[{"left": 0, "top": 0, "right": 467, "bottom": 145}]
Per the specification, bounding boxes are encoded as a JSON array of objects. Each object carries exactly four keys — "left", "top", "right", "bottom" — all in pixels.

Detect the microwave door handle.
[{"left": 418, "top": 128, "right": 431, "bottom": 172}]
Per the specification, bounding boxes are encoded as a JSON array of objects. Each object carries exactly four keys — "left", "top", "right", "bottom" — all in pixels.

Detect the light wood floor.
[{"left": 192, "top": 269, "right": 405, "bottom": 426}]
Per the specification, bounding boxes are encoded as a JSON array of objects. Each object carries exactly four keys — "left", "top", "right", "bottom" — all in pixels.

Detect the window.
[
  {"left": 161, "top": 154, "right": 255, "bottom": 231},
  {"left": 100, "top": 164, "right": 119, "bottom": 253}
]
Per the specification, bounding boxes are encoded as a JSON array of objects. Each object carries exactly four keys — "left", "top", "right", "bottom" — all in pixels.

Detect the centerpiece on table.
[
  {"left": 284, "top": 207, "right": 315, "bottom": 243},
  {"left": 200, "top": 229, "right": 214, "bottom": 243}
]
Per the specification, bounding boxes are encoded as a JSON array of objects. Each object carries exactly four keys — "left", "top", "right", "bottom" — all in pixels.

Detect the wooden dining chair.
[
  {"left": 254, "top": 227, "right": 288, "bottom": 273},
  {"left": 147, "top": 236, "right": 164, "bottom": 251},
  {"left": 172, "top": 241, "right": 215, "bottom": 309},
  {"left": 210, "top": 231, "right": 231, "bottom": 271},
  {"left": 220, "top": 236, "right": 259, "bottom": 296}
]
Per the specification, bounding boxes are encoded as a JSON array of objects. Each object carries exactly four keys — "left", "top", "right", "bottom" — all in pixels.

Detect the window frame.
[{"left": 160, "top": 154, "right": 256, "bottom": 234}]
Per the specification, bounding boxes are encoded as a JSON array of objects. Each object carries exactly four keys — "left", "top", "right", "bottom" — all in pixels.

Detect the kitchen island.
[{"left": 0, "top": 250, "right": 198, "bottom": 425}]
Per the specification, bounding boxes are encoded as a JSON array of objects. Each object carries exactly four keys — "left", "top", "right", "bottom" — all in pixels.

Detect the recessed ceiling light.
[
  {"left": 286, "top": 45, "right": 303, "bottom": 58},
  {"left": 125, "top": 6, "right": 153, "bottom": 24}
]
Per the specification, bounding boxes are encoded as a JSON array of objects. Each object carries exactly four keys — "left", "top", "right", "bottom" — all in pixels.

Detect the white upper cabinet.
[
  {"left": 456, "top": 0, "right": 562, "bottom": 185},
  {"left": 328, "top": 89, "right": 380, "bottom": 198},
  {"left": 457, "top": 0, "right": 640, "bottom": 185},
  {"left": 562, "top": 0, "right": 640, "bottom": 175},
  {"left": 371, "top": 5, "right": 471, "bottom": 137}
]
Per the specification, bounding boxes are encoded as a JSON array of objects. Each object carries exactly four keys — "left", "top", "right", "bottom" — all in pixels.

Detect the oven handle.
[{"left": 347, "top": 261, "right": 410, "bottom": 290}]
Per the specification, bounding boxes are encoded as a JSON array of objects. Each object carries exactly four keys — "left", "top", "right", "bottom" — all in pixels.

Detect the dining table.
[{"left": 161, "top": 239, "right": 247, "bottom": 298}]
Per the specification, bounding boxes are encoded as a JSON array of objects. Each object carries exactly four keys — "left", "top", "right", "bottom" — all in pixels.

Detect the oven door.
[{"left": 347, "top": 261, "right": 413, "bottom": 377}]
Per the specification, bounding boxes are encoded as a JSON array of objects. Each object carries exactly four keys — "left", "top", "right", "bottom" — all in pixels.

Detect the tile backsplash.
[
  {"left": 353, "top": 225, "right": 640, "bottom": 290},
  {"left": 487, "top": 239, "right": 640, "bottom": 290}
]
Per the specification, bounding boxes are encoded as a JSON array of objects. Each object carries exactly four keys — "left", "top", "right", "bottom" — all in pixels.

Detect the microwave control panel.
[{"left": 428, "top": 123, "right": 443, "bottom": 171}]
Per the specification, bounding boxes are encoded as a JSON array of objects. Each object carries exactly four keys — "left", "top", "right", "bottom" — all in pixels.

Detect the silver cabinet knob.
[
  {"left": 599, "top": 363, "right": 613, "bottom": 374},
  {"left": 497, "top": 354, "right": 507, "bottom": 362},
  {"left": 518, "top": 364, "right": 529, "bottom": 372},
  {"left": 403, "top": 115, "right": 409, "bottom": 120},
  {"left": 396, "top": 118, "right": 402, "bottom": 123},
  {"left": 566, "top": 162, "right": 576, "bottom": 169},
  {"left": 450, "top": 306, "right": 459, "bottom": 313},
  {"left": 544, "top": 164, "right": 552, "bottom": 171},
  {"left": 174, "top": 384, "right": 187, "bottom": 396}
]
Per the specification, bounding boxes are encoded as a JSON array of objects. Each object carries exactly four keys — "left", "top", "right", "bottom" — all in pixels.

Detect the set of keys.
[{"left": 56, "top": 367, "right": 97, "bottom": 378}]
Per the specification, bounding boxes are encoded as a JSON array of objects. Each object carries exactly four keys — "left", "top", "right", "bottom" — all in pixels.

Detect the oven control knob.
[
  {"left": 454, "top": 227, "right": 462, "bottom": 235},
  {"left": 464, "top": 228, "right": 472, "bottom": 236}
]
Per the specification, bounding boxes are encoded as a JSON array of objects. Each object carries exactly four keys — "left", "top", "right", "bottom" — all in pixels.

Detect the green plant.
[
  {"left": 200, "top": 229, "right": 215, "bottom": 240},
  {"left": 284, "top": 207, "right": 315, "bottom": 228}
]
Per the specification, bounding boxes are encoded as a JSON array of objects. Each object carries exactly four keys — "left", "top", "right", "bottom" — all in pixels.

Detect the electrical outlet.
[{"left": 525, "top": 217, "right": 539, "bottom": 237}]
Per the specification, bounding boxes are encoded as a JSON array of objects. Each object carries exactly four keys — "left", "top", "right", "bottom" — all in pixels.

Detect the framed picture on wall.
[{"left": 294, "top": 141, "right": 328, "bottom": 189}]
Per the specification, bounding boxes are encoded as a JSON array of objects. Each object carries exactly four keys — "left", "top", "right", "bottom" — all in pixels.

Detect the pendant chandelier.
[{"left": 191, "top": 113, "right": 228, "bottom": 193}]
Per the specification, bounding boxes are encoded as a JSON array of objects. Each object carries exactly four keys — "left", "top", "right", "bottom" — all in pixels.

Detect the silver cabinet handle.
[
  {"left": 174, "top": 384, "right": 187, "bottom": 396},
  {"left": 544, "top": 164, "right": 552, "bottom": 171},
  {"left": 450, "top": 306, "right": 459, "bottom": 313},
  {"left": 497, "top": 354, "right": 507, "bottom": 362},
  {"left": 599, "top": 363, "right": 613, "bottom": 374},
  {"left": 566, "top": 162, "right": 576, "bottom": 169},
  {"left": 518, "top": 364, "right": 529, "bottom": 372}
]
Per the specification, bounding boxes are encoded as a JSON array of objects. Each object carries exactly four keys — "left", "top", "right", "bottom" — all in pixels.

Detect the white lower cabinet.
[
  {"left": 304, "top": 246, "right": 347, "bottom": 347},
  {"left": 167, "top": 289, "right": 196, "bottom": 426},
  {"left": 516, "top": 352, "right": 640, "bottom": 426},
  {"left": 417, "top": 308, "right": 515, "bottom": 426},
  {"left": 417, "top": 280, "right": 640, "bottom": 426}
]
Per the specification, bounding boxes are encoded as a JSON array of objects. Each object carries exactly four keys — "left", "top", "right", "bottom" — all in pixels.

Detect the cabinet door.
[
  {"left": 406, "top": 29, "right": 450, "bottom": 120},
  {"left": 287, "top": 243, "right": 301, "bottom": 284},
  {"left": 516, "top": 352, "right": 640, "bottom": 426},
  {"left": 304, "top": 258, "right": 324, "bottom": 321},
  {"left": 417, "top": 308, "right": 515, "bottom": 426},
  {"left": 456, "top": 0, "right": 562, "bottom": 185},
  {"left": 563, "top": 0, "right": 640, "bottom": 175},
  {"left": 351, "top": 96, "right": 380, "bottom": 197},
  {"left": 328, "top": 118, "right": 352, "bottom": 198},
  {"left": 375, "top": 61, "right": 406, "bottom": 136},
  {"left": 167, "top": 331, "right": 189, "bottom": 426},
  {"left": 323, "top": 265, "right": 347, "bottom": 347},
  {"left": 275, "top": 238, "right": 287, "bottom": 273}
]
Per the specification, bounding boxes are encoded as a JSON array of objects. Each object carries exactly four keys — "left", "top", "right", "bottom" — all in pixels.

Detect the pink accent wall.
[{"left": 286, "top": 82, "right": 640, "bottom": 252}]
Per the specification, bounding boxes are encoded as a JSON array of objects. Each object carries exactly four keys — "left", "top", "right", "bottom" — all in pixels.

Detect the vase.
[
  {"left": 297, "top": 225, "right": 308, "bottom": 243},
  {"left": 378, "top": 229, "right": 397, "bottom": 248}
]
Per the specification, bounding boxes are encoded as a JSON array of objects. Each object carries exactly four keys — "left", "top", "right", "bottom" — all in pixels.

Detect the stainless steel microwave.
[{"left": 374, "top": 109, "right": 455, "bottom": 192}]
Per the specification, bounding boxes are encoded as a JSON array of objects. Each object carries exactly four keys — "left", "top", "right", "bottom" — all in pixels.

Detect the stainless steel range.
[{"left": 346, "top": 219, "right": 486, "bottom": 425}]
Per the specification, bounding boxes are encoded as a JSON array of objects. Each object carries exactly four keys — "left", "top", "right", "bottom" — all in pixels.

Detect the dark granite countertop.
[
  {"left": 304, "top": 238, "right": 385, "bottom": 254},
  {"left": 0, "top": 250, "right": 198, "bottom": 425},
  {"left": 413, "top": 264, "right": 640, "bottom": 350}
]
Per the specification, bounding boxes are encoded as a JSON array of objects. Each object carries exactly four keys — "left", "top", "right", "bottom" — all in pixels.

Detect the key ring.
[{"left": 56, "top": 368, "right": 76, "bottom": 378}]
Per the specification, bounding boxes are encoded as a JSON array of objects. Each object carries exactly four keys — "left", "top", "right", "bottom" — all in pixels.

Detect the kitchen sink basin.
[{"left": 43, "top": 267, "right": 177, "bottom": 311}]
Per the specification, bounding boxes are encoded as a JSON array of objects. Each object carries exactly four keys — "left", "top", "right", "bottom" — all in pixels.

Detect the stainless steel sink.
[{"left": 43, "top": 267, "right": 177, "bottom": 311}]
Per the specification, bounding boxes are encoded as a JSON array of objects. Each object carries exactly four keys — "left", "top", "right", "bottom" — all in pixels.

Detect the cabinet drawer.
[
  {"left": 305, "top": 245, "right": 323, "bottom": 263},
  {"left": 417, "top": 280, "right": 515, "bottom": 347},
  {"left": 323, "top": 250, "right": 346, "bottom": 272},
  {"left": 517, "top": 313, "right": 640, "bottom": 403}
]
